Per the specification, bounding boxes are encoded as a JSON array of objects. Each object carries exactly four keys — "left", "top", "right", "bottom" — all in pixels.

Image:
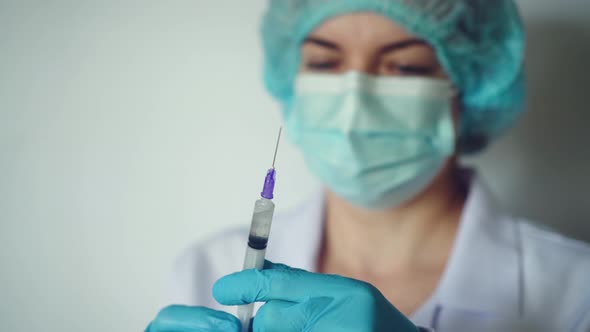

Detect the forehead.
[{"left": 307, "top": 12, "right": 415, "bottom": 42}]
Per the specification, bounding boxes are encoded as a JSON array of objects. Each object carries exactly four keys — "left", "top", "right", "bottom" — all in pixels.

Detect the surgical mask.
[{"left": 284, "top": 71, "right": 456, "bottom": 210}]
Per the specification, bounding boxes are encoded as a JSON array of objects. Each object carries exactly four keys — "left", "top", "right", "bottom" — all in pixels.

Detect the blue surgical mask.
[{"left": 284, "top": 71, "right": 456, "bottom": 210}]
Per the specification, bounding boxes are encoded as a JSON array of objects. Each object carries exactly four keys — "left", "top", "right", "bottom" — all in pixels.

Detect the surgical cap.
[{"left": 261, "top": 0, "right": 526, "bottom": 153}]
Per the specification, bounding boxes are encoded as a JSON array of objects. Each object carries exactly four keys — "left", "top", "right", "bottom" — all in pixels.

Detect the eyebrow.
[
  {"left": 303, "top": 37, "right": 341, "bottom": 50},
  {"left": 379, "top": 38, "right": 429, "bottom": 54},
  {"left": 302, "top": 36, "right": 430, "bottom": 54}
]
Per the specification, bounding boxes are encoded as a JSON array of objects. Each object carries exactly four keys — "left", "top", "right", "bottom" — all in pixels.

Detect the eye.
[
  {"left": 382, "top": 62, "right": 435, "bottom": 76},
  {"left": 397, "top": 65, "right": 435, "bottom": 75},
  {"left": 306, "top": 61, "right": 339, "bottom": 72}
]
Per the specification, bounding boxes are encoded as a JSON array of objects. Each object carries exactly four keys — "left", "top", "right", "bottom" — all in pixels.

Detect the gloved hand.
[
  {"left": 213, "top": 261, "right": 419, "bottom": 332},
  {"left": 145, "top": 305, "right": 241, "bottom": 332}
]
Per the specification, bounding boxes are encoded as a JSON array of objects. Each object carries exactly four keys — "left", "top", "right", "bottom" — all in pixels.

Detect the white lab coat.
[{"left": 169, "top": 177, "right": 590, "bottom": 331}]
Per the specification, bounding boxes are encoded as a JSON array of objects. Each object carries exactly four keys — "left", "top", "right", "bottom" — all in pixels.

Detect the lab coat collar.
[
  {"left": 433, "top": 176, "right": 522, "bottom": 319},
  {"left": 269, "top": 175, "right": 523, "bottom": 320}
]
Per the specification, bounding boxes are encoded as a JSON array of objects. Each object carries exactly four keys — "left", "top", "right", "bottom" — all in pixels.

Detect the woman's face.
[
  {"left": 300, "top": 13, "right": 447, "bottom": 79},
  {"left": 297, "top": 13, "right": 461, "bottom": 197}
]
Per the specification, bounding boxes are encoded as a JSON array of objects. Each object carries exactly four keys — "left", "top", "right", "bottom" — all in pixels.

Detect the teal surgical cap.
[{"left": 261, "top": 0, "right": 526, "bottom": 153}]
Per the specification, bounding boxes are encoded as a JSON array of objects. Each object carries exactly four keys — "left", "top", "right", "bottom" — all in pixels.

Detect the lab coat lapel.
[{"left": 432, "top": 178, "right": 524, "bottom": 328}]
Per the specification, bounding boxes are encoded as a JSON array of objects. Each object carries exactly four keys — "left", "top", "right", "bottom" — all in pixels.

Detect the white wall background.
[{"left": 0, "top": 1, "right": 588, "bottom": 331}]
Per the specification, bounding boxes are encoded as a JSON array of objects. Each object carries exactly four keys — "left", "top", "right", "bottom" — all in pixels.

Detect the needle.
[{"left": 271, "top": 127, "right": 282, "bottom": 169}]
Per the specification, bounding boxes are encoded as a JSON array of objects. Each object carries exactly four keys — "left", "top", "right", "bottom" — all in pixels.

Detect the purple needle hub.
[{"left": 261, "top": 168, "right": 276, "bottom": 199}]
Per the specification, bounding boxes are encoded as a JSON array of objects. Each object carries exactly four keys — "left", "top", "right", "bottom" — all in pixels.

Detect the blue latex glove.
[
  {"left": 145, "top": 305, "right": 241, "bottom": 332},
  {"left": 213, "top": 261, "right": 419, "bottom": 332}
]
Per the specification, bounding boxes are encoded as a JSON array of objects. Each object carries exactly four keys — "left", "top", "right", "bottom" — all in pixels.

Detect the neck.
[{"left": 319, "top": 163, "right": 466, "bottom": 278}]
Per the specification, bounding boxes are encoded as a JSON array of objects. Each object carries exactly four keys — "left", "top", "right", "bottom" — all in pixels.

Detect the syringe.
[{"left": 237, "top": 128, "right": 282, "bottom": 332}]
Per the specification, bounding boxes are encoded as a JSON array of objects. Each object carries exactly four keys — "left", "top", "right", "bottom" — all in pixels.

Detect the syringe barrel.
[
  {"left": 246, "top": 198, "right": 275, "bottom": 253},
  {"left": 242, "top": 246, "right": 266, "bottom": 271},
  {"left": 238, "top": 197, "right": 275, "bottom": 331}
]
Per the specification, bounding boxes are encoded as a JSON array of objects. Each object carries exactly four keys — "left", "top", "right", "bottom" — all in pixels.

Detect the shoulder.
[
  {"left": 167, "top": 226, "right": 248, "bottom": 308},
  {"left": 518, "top": 220, "right": 590, "bottom": 272},
  {"left": 516, "top": 220, "right": 590, "bottom": 329}
]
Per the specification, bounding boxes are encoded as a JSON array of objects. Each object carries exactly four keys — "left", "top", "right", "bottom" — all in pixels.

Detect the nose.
[{"left": 341, "top": 54, "right": 378, "bottom": 75}]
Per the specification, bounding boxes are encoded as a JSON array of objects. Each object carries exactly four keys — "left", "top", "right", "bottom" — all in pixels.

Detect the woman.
[{"left": 146, "top": 1, "right": 590, "bottom": 331}]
